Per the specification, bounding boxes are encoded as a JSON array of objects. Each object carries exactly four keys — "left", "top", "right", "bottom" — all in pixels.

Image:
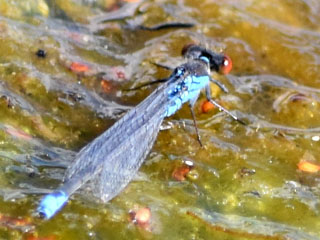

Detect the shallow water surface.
[{"left": 0, "top": 0, "right": 319, "bottom": 239}]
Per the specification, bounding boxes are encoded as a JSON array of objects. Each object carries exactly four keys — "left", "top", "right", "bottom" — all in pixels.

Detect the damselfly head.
[
  {"left": 181, "top": 44, "right": 232, "bottom": 74},
  {"left": 181, "top": 44, "right": 202, "bottom": 59}
]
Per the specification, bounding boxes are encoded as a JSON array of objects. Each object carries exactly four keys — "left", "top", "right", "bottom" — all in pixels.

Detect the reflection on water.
[{"left": 0, "top": 0, "right": 319, "bottom": 239}]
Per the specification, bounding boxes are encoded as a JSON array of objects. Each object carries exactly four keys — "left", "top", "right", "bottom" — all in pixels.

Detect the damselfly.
[{"left": 37, "top": 44, "right": 242, "bottom": 219}]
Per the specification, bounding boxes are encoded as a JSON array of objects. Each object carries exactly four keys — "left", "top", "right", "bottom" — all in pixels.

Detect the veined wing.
[
  {"left": 62, "top": 77, "right": 174, "bottom": 196},
  {"left": 92, "top": 107, "right": 164, "bottom": 202}
]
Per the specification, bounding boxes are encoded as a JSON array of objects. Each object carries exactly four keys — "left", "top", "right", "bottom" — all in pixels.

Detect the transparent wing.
[
  {"left": 93, "top": 110, "right": 163, "bottom": 201},
  {"left": 62, "top": 83, "right": 170, "bottom": 198}
]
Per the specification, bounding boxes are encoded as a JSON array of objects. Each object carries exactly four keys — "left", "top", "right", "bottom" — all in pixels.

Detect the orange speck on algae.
[
  {"left": 172, "top": 160, "right": 194, "bottom": 181},
  {"left": 69, "top": 62, "right": 90, "bottom": 73},
  {"left": 297, "top": 161, "right": 320, "bottom": 173},
  {"left": 100, "top": 80, "right": 112, "bottom": 93},
  {"left": 135, "top": 208, "right": 151, "bottom": 224},
  {"left": 130, "top": 207, "right": 151, "bottom": 227},
  {"left": 5, "top": 125, "right": 32, "bottom": 140},
  {"left": 172, "top": 165, "right": 191, "bottom": 181}
]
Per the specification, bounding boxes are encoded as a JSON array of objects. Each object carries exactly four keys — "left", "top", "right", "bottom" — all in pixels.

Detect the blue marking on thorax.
[
  {"left": 165, "top": 74, "right": 210, "bottom": 117},
  {"left": 199, "top": 56, "right": 210, "bottom": 64}
]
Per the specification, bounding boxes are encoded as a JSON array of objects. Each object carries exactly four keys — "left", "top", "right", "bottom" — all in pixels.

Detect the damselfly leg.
[
  {"left": 150, "top": 62, "right": 173, "bottom": 71},
  {"left": 189, "top": 103, "right": 203, "bottom": 147},
  {"left": 205, "top": 84, "right": 245, "bottom": 125},
  {"left": 209, "top": 78, "right": 229, "bottom": 93}
]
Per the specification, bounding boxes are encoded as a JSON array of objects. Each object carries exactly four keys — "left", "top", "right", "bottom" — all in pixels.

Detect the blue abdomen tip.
[{"left": 37, "top": 191, "right": 68, "bottom": 219}]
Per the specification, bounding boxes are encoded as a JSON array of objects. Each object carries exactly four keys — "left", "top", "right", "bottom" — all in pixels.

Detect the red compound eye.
[{"left": 220, "top": 55, "right": 232, "bottom": 74}]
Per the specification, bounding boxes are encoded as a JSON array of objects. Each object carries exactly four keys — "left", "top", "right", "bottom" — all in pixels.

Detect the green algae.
[{"left": 0, "top": 0, "right": 319, "bottom": 239}]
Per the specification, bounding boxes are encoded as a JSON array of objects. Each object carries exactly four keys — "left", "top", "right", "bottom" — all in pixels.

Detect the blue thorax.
[{"left": 165, "top": 60, "right": 210, "bottom": 117}]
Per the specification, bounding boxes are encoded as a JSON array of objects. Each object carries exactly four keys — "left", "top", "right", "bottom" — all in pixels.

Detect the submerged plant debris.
[{"left": 0, "top": 0, "right": 319, "bottom": 239}]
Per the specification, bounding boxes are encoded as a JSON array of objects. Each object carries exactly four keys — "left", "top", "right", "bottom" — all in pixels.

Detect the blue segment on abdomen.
[
  {"left": 37, "top": 191, "right": 68, "bottom": 219},
  {"left": 165, "top": 74, "right": 210, "bottom": 117}
]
